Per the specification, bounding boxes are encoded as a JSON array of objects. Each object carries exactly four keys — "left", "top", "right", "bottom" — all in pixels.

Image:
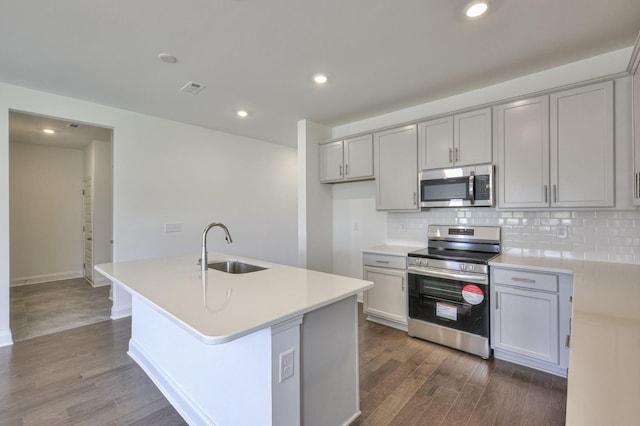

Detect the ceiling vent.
[
  {"left": 65, "top": 123, "right": 79, "bottom": 128},
  {"left": 180, "top": 81, "right": 206, "bottom": 95}
]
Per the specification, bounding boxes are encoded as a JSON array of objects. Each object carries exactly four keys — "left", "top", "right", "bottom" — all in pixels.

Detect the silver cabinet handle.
[
  {"left": 339, "top": 165, "right": 343, "bottom": 177},
  {"left": 449, "top": 148, "right": 453, "bottom": 163},
  {"left": 87, "top": 237, "right": 92, "bottom": 241},
  {"left": 553, "top": 184, "right": 557, "bottom": 203},
  {"left": 401, "top": 278, "right": 405, "bottom": 292},
  {"left": 544, "top": 185, "right": 548, "bottom": 203},
  {"left": 455, "top": 147, "right": 460, "bottom": 162},
  {"left": 511, "top": 277, "right": 536, "bottom": 283},
  {"left": 375, "top": 260, "right": 390, "bottom": 264},
  {"left": 413, "top": 192, "right": 417, "bottom": 206},
  {"left": 345, "top": 164, "right": 349, "bottom": 176},
  {"left": 495, "top": 291, "right": 499, "bottom": 310},
  {"left": 565, "top": 334, "right": 571, "bottom": 348}
]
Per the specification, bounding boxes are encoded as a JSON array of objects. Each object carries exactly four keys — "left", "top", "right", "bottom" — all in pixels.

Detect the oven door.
[{"left": 408, "top": 268, "right": 489, "bottom": 337}]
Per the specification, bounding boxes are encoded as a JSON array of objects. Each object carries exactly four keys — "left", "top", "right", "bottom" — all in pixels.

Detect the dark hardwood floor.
[
  {"left": 0, "top": 304, "right": 566, "bottom": 425},
  {"left": 354, "top": 308, "right": 567, "bottom": 426}
]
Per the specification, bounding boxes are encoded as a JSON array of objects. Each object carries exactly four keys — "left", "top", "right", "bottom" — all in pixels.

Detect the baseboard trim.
[
  {"left": 92, "top": 275, "right": 112, "bottom": 287},
  {"left": 10, "top": 271, "right": 83, "bottom": 287},
  {"left": 128, "top": 339, "right": 216, "bottom": 426},
  {"left": 110, "top": 304, "right": 132, "bottom": 320},
  {"left": 493, "top": 349, "right": 568, "bottom": 378},
  {"left": 343, "top": 410, "right": 362, "bottom": 426},
  {"left": 0, "top": 330, "right": 13, "bottom": 347}
]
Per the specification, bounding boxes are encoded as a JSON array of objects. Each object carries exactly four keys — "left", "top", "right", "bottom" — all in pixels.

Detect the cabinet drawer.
[
  {"left": 363, "top": 253, "right": 406, "bottom": 269},
  {"left": 493, "top": 268, "right": 558, "bottom": 292}
]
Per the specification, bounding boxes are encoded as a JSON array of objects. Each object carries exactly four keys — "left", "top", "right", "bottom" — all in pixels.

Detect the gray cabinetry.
[
  {"left": 320, "top": 134, "right": 373, "bottom": 183},
  {"left": 490, "top": 266, "right": 573, "bottom": 377},
  {"left": 633, "top": 71, "right": 640, "bottom": 205},
  {"left": 418, "top": 108, "right": 492, "bottom": 171},
  {"left": 497, "top": 81, "right": 614, "bottom": 208},
  {"left": 374, "top": 125, "right": 418, "bottom": 211},
  {"left": 362, "top": 252, "right": 408, "bottom": 331}
]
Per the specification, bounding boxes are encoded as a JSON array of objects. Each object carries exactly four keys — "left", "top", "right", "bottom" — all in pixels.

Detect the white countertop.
[
  {"left": 361, "top": 244, "right": 422, "bottom": 256},
  {"left": 96, "top": 253, "right": 373, "bottom": 345},
  {"left": 490, "top": 254, "right": 640, "bottom": 426}
]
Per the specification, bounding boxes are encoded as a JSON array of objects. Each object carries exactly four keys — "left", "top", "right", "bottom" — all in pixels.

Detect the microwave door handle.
[{"left": 468, "top": 171, "right": 475, "bottom": 205}]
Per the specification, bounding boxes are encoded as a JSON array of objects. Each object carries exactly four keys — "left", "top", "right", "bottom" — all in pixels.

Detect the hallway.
[{"left": 10, "top": 279, "right": 111, "bottom": 342}]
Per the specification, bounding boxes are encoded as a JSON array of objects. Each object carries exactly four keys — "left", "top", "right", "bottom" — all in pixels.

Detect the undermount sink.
[{"left": 207, "top": 260, "right": 267, "bottom": 274}]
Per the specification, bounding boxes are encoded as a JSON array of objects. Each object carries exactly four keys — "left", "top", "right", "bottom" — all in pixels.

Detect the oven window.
[
  {"left": 408, "top": 273, "right": 488, "bottom": 337},
  {"left": 421, "top": 178, "right": 469, "bottom": 201}
]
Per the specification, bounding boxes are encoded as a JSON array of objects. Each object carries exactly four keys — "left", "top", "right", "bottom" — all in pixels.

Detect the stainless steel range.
[{"left": 407, "top": 225, "right": 501, "bottom": 359}]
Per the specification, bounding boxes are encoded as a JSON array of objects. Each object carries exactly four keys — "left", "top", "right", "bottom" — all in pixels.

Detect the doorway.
[{"left": 8, "top": 110, "right": 114, "bottom": 341}]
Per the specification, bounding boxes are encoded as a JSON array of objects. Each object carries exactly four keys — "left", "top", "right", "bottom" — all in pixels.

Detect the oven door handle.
[{"left": 409, "top": 267, "right": 488, "bottom": 285}]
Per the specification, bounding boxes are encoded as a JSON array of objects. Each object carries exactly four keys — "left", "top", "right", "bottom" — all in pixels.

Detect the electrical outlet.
[
  {"left": 279, "top": 349, "right": 294, "bottom": 383},
  {"left": 164, "top": 223, "right": 182, "bottom": 233},
  {"left": 556, "top": 225, "right": 568, "bottom": 239}
]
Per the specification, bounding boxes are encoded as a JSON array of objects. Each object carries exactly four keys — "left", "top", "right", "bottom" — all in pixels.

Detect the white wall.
[
  {"left": 298, "top": 120, "right": 333, "bottom": 273},
  {"left": 332, "top": 181, "right": 387, "bottom": 279},
  {"left": 329, "top": 48, "right": 640, "bottom": 279},
  {"left": 84, "top": 139, "right": 113, "bottom": 286},
  {"left": 9, "top": 143, "right": 84, "bottom": 285},
  {"left": 0, "top": 82, "right": 298, "bottom": 345}
]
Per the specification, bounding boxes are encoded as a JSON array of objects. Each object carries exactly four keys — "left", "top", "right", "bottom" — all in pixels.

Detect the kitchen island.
[
  {"left": 96, "top": 253, "right": 373, "bottom": 426},
  {"left": 490, "top": 254, "right": 640, "bottom": 426}
]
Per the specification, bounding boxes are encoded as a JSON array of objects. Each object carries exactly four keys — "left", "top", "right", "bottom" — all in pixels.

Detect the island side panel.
[
  {"left": 301, "top": 295, "right": 360, "bottom": 426},
  {"left": 128, "top": 295, "right": 273, "bottom": 426}
]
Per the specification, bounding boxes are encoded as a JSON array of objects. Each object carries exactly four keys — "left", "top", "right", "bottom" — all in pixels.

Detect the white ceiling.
[
  {"left": 1, "top": 0, "right": 639, "bottom": 147},
  {"left": 9, "top": 111, "right": 112, "bottom": 150}
]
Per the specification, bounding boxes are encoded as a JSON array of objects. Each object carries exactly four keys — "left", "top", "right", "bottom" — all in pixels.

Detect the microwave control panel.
[{"left": 475, "top": 175, "right": 491, "bottom": 200}]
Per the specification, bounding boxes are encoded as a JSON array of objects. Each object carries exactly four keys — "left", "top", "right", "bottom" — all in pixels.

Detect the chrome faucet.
[{"left": 201, "top": 222, "right": 233, "bottom": 271}]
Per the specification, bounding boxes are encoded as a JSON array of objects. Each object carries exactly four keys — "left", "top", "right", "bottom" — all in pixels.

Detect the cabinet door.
[
  {"left": 319, "top": 141, "right": 344, "bottom": 182},
  {"left": 493, "top": 284, "right": 559, "bottom": 364},
  {"left": 550, "top": 81, "right": 614, "bottom": 207},
  {"left": 363, "top": 268, "right": 407, "bottom": 325},
  {"left": 497, "top": 96, "right": 550, "bottom": 208},
  {"left": 454, "top": 108, "right": 492, "bottom": 167},
  {"left": 374, "top": 125, "right": 419, "bottom": 211},
  {"left": 633, "top": 72, "right": 640, "bottom": 205},
  {"left": 418, "top": 117, "right": 453, "bottom": 170},
  {"left": 344, "top": 134, "right": 373, "bottom": 180}
]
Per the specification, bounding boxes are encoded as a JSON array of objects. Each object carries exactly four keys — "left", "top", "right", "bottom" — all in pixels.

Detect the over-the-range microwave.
[{"left": 419, "top": 164, "right": 494, "bottom": 208}]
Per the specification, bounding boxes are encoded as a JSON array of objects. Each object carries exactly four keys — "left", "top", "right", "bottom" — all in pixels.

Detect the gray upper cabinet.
[
  {"left": 319, "top": 134, "right": 373, "bottom": 183},
  {"left": 497, "top": 95, "right": 550, "bottom": 208},
  {"left": 374, "top": 125, "right": 419, "bottom": 211},
  {"left": 550, "top": 81, "right": 614, "bottom": 208},
  {"left": 418, "top": 116, "right": 453, "bottom": 170},
  {"left": 633, "top": 71, "right": 640, "bottom": 206},
  {"left": 454, "top": 108, "right": 493, "bottom": 167},
  {"left": 418, "top": 108, "right": 492, "bottom": 170},
  {"left": 498, "top": 82, "right": 614, "bottom": 209}
]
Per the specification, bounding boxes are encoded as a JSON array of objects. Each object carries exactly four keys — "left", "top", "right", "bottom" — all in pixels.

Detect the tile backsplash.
[{"left": 387, "top": 209, "right": 640, "bottom": 264}]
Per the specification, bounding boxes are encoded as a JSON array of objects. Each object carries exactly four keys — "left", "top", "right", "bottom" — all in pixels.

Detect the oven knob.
[
  {"left": 421, "top": 259, "right": 429, "bottom": 266},
  {"left": 460, "top": 264, "right": 466, "bottom": 271}
]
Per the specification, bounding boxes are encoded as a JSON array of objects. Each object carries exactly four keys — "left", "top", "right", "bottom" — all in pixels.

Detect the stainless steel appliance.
[
  {"left": 407, "top": 225, "right": 501, "bottom": 358},
  {"left": 419, "top": 164, "right": 494, "bottom": 208}
]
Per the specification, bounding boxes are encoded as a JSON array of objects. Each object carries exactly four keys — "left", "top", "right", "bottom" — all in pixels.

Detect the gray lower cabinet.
[
  {"left": 362, "top": 252, "right": 408, "bottom": 331},
  {"left": 490, "top": 266, "right": 573, "bottom": 377}
]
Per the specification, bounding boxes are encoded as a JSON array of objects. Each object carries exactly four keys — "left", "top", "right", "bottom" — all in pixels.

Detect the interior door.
[{"left": 83, "top": 177, "right": 93, "bottom": 283}]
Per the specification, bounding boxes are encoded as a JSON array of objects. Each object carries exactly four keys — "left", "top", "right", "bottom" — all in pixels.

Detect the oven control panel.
[{"left": 408, "top": 257, "right": 488, "bottom": 275}]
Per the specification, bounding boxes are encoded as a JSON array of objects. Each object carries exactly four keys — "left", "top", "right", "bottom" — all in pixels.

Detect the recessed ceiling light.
[
  {"left": 465, "top": 1, "right": 489, "bottom": 18},
  {"left": 158, "top": 53, "right": 178, "bottom": 64},
  {"left": 313, "top": 74, "right": 328, "bottom": 84},
  {"left": 237, "top": 110, "right": 248, "bottom": 118},
  {"left": 43, "top": 129, "right": 55, "bottom": 134}
]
